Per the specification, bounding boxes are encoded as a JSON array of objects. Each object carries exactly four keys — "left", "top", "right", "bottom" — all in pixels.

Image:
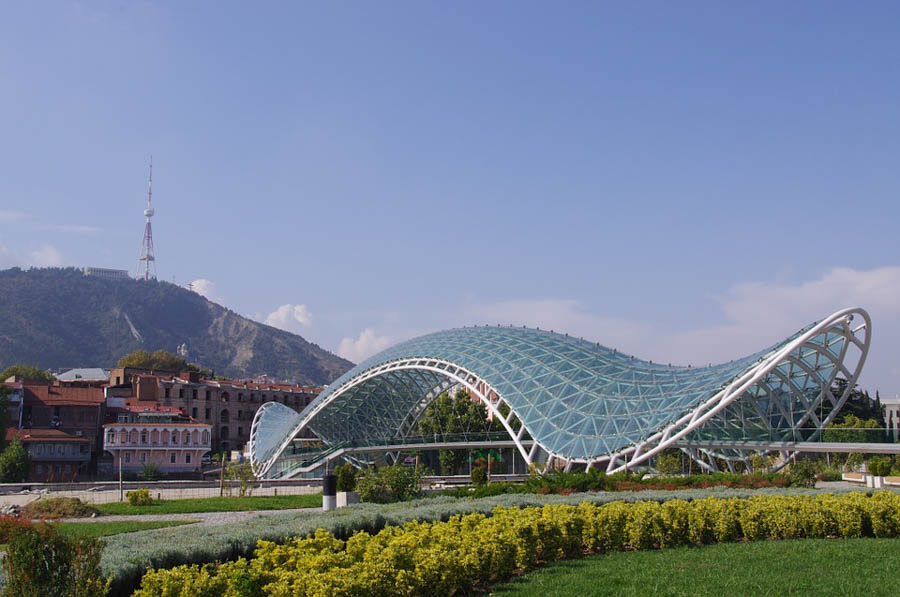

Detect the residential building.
[
  {"left": 106, "top": 367, "right": 321, "bottom": 453},
  {"left": 103, "top": 404, "right": 211, "bottom": 474},
  {"left": 19, "top": 382, "right": 105, "bottom": 473},
  {"left": 6, "top": 428, "right": 92, "bottom": 482}
]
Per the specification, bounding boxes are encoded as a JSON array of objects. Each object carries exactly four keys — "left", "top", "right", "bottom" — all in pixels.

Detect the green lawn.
[
  {"left": 96, "top": 493, "right": 321, "bottom": 515},
  {"left": 57, "top": 520, "right": 198, "bottom": 538},
  {"left": 490, "top": 538, "right": 900, "bottom": 597}
]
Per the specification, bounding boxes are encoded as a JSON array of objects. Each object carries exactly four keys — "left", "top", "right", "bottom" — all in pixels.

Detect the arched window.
[
  {"left": 106, "top": 430, "right": 115, "bottom": 444},
  {"left": 202, "top": 430, "right": 209, "bottom": 444},
  {"left": 221, "top": 426, "right": 230, "bottom": 440},
  {"left": 119, "top": 429, "right": 127, "bottom": 443},
  {"left": 129, "top": 430, "right": 138, "bottom": 444},
  {"left": 141, "top": 430, "right": 148, "bottom": 444},
  {"left": 151, "top": 429, "right": 159, "bottom": 444},
  {"left": 222, "top": 392, "right": 230, "bottom": 402},
  {"left": 191, "top": 430, "right": 199, "bottom": 444},
  {"left": 221, "top": 409, "right": 229, "bottom": 423},
  {"left": 182, "top": 430, "right": 190, "bottom": 444},
  {"left": 161, "top": 430, "right": 170, "bottom": 444}
]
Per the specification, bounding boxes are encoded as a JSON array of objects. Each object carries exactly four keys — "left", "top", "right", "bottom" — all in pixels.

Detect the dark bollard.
[{"left": 322, "top": 474, "right": 337, "bottom": 511}]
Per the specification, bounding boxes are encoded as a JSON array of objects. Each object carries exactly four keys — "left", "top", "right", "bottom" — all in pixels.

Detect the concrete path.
[
  {"left": 60, "top": 506, "right": 320, "bottom": 527},
  {"left": 0, "top": 484, "right": 319, "bottom": 507}
]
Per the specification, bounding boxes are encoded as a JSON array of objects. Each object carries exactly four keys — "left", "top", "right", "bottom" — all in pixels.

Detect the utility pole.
[{"left": 219, "top": 452, "right": 226, "bottom": 497}]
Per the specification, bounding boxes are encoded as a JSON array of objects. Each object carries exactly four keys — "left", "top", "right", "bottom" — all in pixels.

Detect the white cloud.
[
  {"left": 0, "top": 242, "right": 65, "bottom": 269},
  {"left": 0, "top": 244, "right": 22, "bottom": 268},
  {"left": 28, "top": 244, "right": 63, "bottom": 267},
  {"left": 0, "top": 211, "right": 25, "bottom": 223},
  {"left": 190, "top": 278, "right": 223, "bottom": 304},
  {"left": 265, "top": 304, "right": 313, "bottom": 332},
  {"left": 337, "top": 328, "right": 393, "bottom": 363}
]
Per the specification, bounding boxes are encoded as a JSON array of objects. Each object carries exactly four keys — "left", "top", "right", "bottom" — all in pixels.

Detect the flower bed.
[{"left": 131, "top": 490, "right": 900, "bottom": 596}]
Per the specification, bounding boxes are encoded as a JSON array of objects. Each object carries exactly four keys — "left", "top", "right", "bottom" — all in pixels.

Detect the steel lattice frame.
[{"left": 249, "top": 307, "right": 870, "bottom": 478}]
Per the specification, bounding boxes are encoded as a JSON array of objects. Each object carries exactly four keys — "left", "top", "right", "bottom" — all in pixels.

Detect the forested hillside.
[{"left": 0, "top": 267, "right": 353, "bottom": 384}]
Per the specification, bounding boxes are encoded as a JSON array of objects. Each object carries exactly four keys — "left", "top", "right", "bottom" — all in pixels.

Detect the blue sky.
[{"left": 1, "top": 2, "right": 898, "bottom": 394}]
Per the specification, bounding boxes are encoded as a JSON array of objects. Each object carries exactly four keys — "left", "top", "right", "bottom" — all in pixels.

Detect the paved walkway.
[
  {"left": 60, "top": 506, "right": 320, "bottom": 527},
  {"left": 0, "top": 484, "right": 319, "bottom": 507}
]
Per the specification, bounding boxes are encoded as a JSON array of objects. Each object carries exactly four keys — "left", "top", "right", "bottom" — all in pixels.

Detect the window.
[
  {"left": 250, "top": 393, "right": 256, "bottom": 402},
  {"left": 170, "top": 453, "right": 176, "bottom": 464},
  {"left": 124, "top": 452, "right": 131, "bottom": 463},
  {"left": 192, "top": 389, "right": 198, "bottom": 400},
  {"left": 222, "top": 392, "right": 230, "bottom": 402},
  {"left": 192, "top": 407, "right": 198, "bottom": 419},
  {"left": 185, "top": 453, "right": 191, "bottom": 464},
  {"left": 221, "top": 426, "right": 229, "bottom": 440},
  {"left": 53, "top": 406, "right": 61, "bottom": 418},
  {"left": 57, "top": 444, "right": 64, "bottom": 455},
  {"left": 141, "top": 430, "right": 148, "bottom": 444},
  {"left": 205, "top": 390, "right": 211, "bottom": 400},
  {"left": 36, "top": 464, "right": 43, "bottom": 475},
  {"left": 140, "top": 452, "right": 146, "bottom": 463},
  {"left": 36, "top": 444, "right": 43, "bottom": 455},
  {"left": 80, "top": 444, "right": 88, "bottom": 453},
  {"left": 179, "top": 387, "right": 184, "bottom": 399},
  {"left": 238, "top": 427, "right": 244, "bottom": 437},
  {"left": 205, "top": 408, "right": 211, "bottom": 419},
  {"left": 172, "top": 432, "right": 178, "bottom": 444},
  {"left": 237, "top": 410, "right": 243, "bottom": 420},
  {"left": 165, "top": 387, "right": 170, "bottom": 398},
  {"left": 238, "top": 393, "right": 243, "bottom": 402},
  {"left": 202, "top": 430, "right": 209, "bottom": 444},
  {"left": 220, "top": 409, "right": 229, "bottom": 423},
  {"left": 64, "top": 464, "right": 71, "bottom": 474}
]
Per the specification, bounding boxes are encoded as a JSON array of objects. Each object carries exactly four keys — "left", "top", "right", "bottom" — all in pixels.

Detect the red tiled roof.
[
  {"left": 23, "top": 384, "right": 104, "bottom": 405},
  {"left": 6, "top": 428, "right": 91, "bottom": 443}
]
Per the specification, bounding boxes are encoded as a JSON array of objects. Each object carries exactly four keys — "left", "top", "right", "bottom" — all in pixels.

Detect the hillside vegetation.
[{"left": 0, "top": 267, "right": 352, "bottom": 384}]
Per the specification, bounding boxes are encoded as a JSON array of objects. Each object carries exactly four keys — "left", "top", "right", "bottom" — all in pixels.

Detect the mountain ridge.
[{"left": 0, "top": 267, "right": 353, "bottom": 385}]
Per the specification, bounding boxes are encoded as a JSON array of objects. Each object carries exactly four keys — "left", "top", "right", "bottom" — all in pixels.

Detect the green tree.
[
  {"left": 0, "top": 365, "right": 54, "bottom": 382},
  {"left": 117, "top": 349, "right": 211, "bottom": 376},
  {"left": 0, "top": 437, "right": 30, "bottom": 483},
  {"left": 418, "top": 389, "right": 505, "bottom": 475}
]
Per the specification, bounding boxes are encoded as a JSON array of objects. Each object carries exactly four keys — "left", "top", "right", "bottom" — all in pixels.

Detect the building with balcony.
[
  {"left": 6, "top": 428, "right": 92, "bottom": 482},
  {"left": 106, "top": 367, "right": 321, "bottom": 454},
  {"left": 103, "top": 404, "right": 211, "bottom": 474}
]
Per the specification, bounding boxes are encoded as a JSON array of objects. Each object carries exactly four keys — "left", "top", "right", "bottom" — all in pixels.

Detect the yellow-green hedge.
[{"left": 134, "top": 492, "right": 900, "bottom": 597}]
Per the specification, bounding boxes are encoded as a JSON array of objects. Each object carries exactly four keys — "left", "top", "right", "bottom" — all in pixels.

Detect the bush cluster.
[
  {"left": 2, "top": 523, "right": 111, "bottom": 597},
  {"left": 335, "top": 463, "right": 357, "bottom": 493},
  {"left": 22, "top": 497, "right": 99, "bottom": 519},
  {"left": 0, "top": 514, "right": 33, "bottom": 543},
  {"left": 443, "top": 470, "right": 791, "bottom": 499},
  {"left": 133, "top": 491, "right": 900, "bottom": 597},
  {"left": 127, "top": 489, "right": 154, "bottom": 507},
  {"left": 356, "top": 465, "right": 430, "bottom": 503},
  {"left": 106, "top": 487, "right": 823, "bottom": 593},
  {"left": 868, "top": 456, "right": 894, "bottom": 477}
]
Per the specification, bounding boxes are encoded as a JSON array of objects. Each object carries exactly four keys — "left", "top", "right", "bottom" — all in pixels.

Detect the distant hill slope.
[{"left": 0, "top": 267, "right": 353, "bottom": 385}]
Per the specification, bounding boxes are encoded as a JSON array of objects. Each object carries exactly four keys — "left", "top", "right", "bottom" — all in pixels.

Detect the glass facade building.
[{"left": 250, "top": 308, "right": 870, "bottom": 478}]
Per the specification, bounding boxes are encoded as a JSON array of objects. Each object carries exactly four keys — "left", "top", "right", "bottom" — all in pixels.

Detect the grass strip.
[
  {"left": 57, "top": 520, "right": 199, "bottom": 538},
  {"left": 96, "top": 493, "right": 321, "bottom": 515},
  {"left": 490, "top": 537, "right": 900, "bottom": 597}
]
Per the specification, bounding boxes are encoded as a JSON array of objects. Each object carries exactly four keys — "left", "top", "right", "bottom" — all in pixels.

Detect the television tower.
[{"left": 137, "top": 158, "right": 157, "bottom": 280}]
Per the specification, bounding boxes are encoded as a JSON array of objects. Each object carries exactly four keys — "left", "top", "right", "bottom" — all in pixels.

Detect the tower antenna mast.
[{"left": 137, "top": 157, "right": 157, "bottom": 280}]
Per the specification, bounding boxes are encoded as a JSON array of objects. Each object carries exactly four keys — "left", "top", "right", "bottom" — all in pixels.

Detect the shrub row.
[
  {"left": 101, "top": 486, "right": 831, "bottom": 595},
  {"left": 442, "top": 470, "right": 792, "bottom": 499},
  {"left": 133, "top": 491, "right": 900, "bottom": 597}
]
